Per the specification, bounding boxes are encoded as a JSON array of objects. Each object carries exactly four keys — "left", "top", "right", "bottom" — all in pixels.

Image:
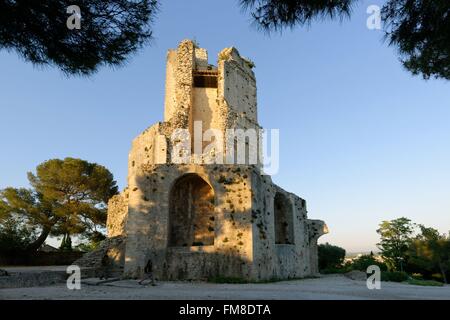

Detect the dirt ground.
[{"left": 1, "top": 274, "right": 450, "bottom": 300}]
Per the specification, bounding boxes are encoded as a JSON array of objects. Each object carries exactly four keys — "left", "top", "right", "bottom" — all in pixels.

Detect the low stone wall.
[
  {"left": 0, "top": 251, "right": 84, "bottom": 266},
  {"left": 0, "top": 271, "right": 66, "bottom": 289},
  {"left": 0, "top": 269, "right": 99, "bottom": 289}
]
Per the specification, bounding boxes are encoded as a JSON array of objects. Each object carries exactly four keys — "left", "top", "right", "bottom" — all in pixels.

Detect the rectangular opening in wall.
[{"left": 193, "top": 70, "right": 218, "bottom": 88}]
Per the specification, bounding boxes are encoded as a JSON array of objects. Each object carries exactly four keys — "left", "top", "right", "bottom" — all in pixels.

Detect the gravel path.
[{"left": 1, "top": 275, "right": 450, "bottom": 300}]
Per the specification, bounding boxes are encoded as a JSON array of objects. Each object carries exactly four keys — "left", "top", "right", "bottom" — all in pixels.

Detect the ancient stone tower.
[{"left": 106, "top": 40, "right": 328, "bottom": 281}]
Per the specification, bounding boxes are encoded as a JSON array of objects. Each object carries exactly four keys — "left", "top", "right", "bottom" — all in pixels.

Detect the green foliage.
[
  {"left": 0, "top": 198, "right": 10, "bottom": 222},
  {"left": 411, "top": 273, "right": 423, "bottom": 280},
  {"left": 75, "top": 241, "right": 100, "bottom": 252},
  {"left": 88, "top": 231, "right": 107, "bottom": 244},
  {"left": 374, "top": 219, "right": 450, "bottom": 283},
  {"left": 1, "top": 1, "right": 448, "bottom": 79},
  {"left": 407, "top": 225, "right": 450, "bottom": 283},
  {"left": 73, "top": 229, "right": 106, "bottom": 252},
  {"left": 376, "top": 217, "right": 414, "bottom": 272},
  {"left": 318, "top": 243, "right": 346, "bottom": 271},
  {"left": 0, "top": 0, "right": 158, "bottom": 75},
  {"left": 240, "top": 0, "right": 355, "bottom": 32},
  {"left": 0, "top": 158, "right": 118, "bottom": 252},
  {"left": 381, "top": 271, "right": 409, "bottom": 282},
  {"left": 0, "top": 216, "right": 37, "bottom": 255},
  {"left": 407, "top": 279, "right": 444, "bottom": 287},
  {"left": 349, "top": 253, "right": 388, "bottom": 272},
  {"left": 59, "top": 234, "right": 72, "bottom": 252},
  {"left": 431, "top": 273, "right": 444, "bottom": 282},
  {"left": 320, "top": 266, "right": 350, "bottom": 274},
  {"left": 382, "top": 0, "right": 449, "bottom": 80}
]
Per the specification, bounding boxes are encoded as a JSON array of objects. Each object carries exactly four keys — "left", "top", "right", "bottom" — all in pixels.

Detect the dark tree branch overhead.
[
  {"left": 0, "top": 1, "right": 448, "bottom": 79},
  {"left": 240, "top": 0, "right": 450, "bottom": 80},
  {"left": 382, "top": 0, "right": 450, "bottom": 80},
  {"left": 239, "top": 0, "right": 357, "bottom": 31},
  {"left": 0, "top": 0, "right": 158, "bottom": 75}
]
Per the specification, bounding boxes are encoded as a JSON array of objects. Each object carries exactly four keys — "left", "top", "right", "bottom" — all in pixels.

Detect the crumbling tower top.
[{"left": 163, "top": 40, "right": 259, "bottom": 135}]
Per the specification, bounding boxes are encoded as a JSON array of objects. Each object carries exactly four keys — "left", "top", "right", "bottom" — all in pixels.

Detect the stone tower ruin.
[{"left": 105, "top": 40, "right": 328, "bottom": 281}]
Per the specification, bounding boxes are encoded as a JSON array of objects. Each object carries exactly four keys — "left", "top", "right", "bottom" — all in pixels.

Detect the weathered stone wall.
[
  {"left": 248, "top": 171, "right": 313, "bottom": 280},
  {"left": 123, "top": 164, "right": 255, "bottom": 279},
  {"left": 122, "top": 161, "right": 325, "bottom": 280},
  {"left": 307, "top": 220, "right": 329, "bottom": 275},
  {"left": 106, "top": 191, "right": 129, "bottom": 238},
  {"left": 218, "top": 47, "right": 258, "bottom": 124},
  {"left": 194, "top": 47, "right": 209, "bottom": 70}
]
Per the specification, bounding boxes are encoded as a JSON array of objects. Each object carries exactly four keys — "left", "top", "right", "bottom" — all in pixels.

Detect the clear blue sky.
[{"left": 1, "top": 0, "right": 449, "bottom": 252}]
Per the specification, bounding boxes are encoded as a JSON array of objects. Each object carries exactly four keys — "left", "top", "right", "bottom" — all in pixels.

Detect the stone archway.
[
  {"left": 168, "top": 174, "right": 215, "bottom": 247},
  {"left": 274, "top": 192, "right": 294, "bottom": 244}
]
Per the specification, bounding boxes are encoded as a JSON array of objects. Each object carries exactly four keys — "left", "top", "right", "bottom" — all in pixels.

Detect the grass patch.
[{"left": 407, "top": 279, "right": 444, "bottom": 287}]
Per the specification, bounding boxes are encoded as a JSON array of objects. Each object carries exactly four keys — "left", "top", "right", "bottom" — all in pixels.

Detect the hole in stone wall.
[
  {"left": 274, "top": 192, "right": 294, "bottom": 245},
  {"left": 193, "top": 71, "right": 218, "bottom": 88},
  {"left": 168, "top": 174, "right": 215, "bottom": 247}
]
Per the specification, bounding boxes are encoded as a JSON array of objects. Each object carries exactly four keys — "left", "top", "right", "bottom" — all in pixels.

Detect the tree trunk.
[
  {"left": 439, "top": 263, "right": 448, "bottom": 284},
  {"left": 59, "top": 233, "right": 72, "bottom": 251},
  {"left": 25, "top": 225, "right": 51, "bottom": 252},
  {"left": 60, "top": 233, "right": 67, "bottom": 250}
]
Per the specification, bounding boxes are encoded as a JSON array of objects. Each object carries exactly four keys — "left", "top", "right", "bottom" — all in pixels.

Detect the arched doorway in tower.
[{"left": 168, "top": 173, "right": 215, "bottom": 247}]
